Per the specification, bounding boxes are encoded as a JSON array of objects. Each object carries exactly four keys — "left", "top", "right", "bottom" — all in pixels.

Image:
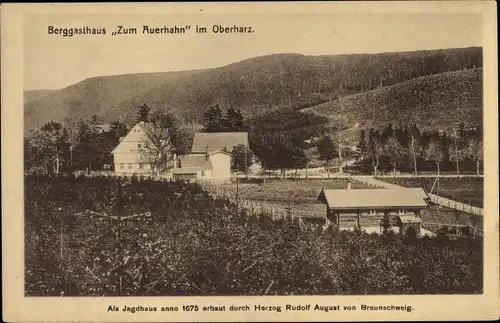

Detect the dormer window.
[
  {"left": 397, "top": 209, "right": 406, "bottom": 215},
  {"left": 369, "top": 210, "right": 377, "bottom": 216},
  {"left": 138, "top": 143, "right": 141, "bottom": 148}
]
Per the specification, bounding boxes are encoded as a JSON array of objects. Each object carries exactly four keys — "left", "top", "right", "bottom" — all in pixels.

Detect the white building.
[
  {"left": 172, "top": 150, "right": 231, "bottom": 181},
  {"left": 111, "top": 121, "right": 174, "bottom": 175},
  {"left": 171, "top": 132, "right": 249, "bottom": 182}
]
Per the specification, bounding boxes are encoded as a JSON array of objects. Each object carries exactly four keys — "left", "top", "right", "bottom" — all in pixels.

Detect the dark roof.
[
  {"left": 318, "top": 188, "right": 430, "bottom": 209},
  {"left": 191, "top": 132, "right": 249, "bottom": 153},
  {"left": 178, "top": 154, "right": 212, "bottom": 170}
]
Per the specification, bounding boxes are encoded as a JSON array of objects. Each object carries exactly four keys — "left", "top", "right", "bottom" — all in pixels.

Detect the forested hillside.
[
  {"left": 24, "top": 89, "right": 57, "bottom": 103},
  {"left": 305, "top": 68, "right": 483, "bottom": 142},
  {"left": 24, "top": 47, "right": 482, "bottom": 132}
]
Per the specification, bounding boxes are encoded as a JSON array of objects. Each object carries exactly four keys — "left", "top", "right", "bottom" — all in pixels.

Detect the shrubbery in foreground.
[{"left": 25, "top": 175, "right": 482, "bottom": 296}]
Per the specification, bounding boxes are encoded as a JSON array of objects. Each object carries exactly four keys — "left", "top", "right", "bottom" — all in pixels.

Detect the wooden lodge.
[{"left": 317, "top": 182, "right": 430, "bottom": 235}]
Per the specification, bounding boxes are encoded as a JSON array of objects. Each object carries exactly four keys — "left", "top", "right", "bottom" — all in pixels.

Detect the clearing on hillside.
[
  {"left": 303, "top": 68, "right": 482, "bottom": 145},
  {"left": 219, "top": 179, "right": 379, "bottom": 217},
  {"left": 378, "top": 177, "right": 483, "bottom": 208}
]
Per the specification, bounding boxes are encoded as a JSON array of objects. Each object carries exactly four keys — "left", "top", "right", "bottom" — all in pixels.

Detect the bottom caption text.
[{"left": 108, "top": 304, "right": 413, "bottom": 314}]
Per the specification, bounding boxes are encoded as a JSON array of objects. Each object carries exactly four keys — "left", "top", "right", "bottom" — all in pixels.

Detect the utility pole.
[
  {"left": 454, "top": 128, "right": 460, "bottom": 177},
  {"left": 69, "top": 145, "right": 73, "bottom": 168},
  {"left": 55, "top": 145, "right": 60, "bottom": 174},
  {"left": 244, "top": 145, "right": 248, "bottom": 177},
  {"left": 58, "top": 207, "right": 63, "bottom": 268},
  {"left": 437, "top": 161, "right": 440, "bottom": 204},
  {"left": 236, "top": 172, "right": 239, "bottom": 211}
]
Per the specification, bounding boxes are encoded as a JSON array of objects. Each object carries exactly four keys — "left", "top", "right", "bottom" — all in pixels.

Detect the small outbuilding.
[{"left": 317, "top": 184, "right": 430, "bottom": 231}]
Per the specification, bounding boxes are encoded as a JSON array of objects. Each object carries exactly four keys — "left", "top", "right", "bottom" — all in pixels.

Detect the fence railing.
[
  {"left": 352, "top": 177, "right": 484, "bottom": 216},
  {"left": 422, "top": 221, "right": 484, "bottom": 237},
  {"left": 427, "top": 194, "right": 484, "bottom": 216},
  {"left": 194, "top": 179, "right": 322, "bottom": 230}
]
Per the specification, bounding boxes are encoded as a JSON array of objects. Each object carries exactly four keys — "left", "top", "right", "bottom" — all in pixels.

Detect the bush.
[{"left": 25, "top": 175, "right": 483, "bottom": 296}]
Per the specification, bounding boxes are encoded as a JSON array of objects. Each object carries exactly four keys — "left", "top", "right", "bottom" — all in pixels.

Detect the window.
[
  {"left": 119, "top": 164, "right": 124, "bottom": 169},
  {"left": 201, "top": 170, "right": 205, "bottom": 177},
  {"left": 138, "top": 164, "right": 144, "bottom": 170},
  {"left": 138, "top": 143, "right": 142, "bottom": 148},
  {"left": 128, "top": 164, "right": 132, "bottom": 169}
]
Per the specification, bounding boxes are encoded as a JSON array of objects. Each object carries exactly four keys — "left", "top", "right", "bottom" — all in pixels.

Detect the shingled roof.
[
  {"left": 178, "top": 154, "right": 212, "bottom": 170},
  {"left": 191, "top": 132, "right": 249, "bottom": 153},
  {"left": 317, "top": 188, "right": 430, "bottom": 210}
]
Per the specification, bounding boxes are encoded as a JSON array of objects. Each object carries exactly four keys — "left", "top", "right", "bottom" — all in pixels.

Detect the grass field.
[
  {"left": 219, "top": 179, "right": 376, "bottom": 217},
  {"left": 421, "top": 206, "right": 483, "bottom": 229},
  {"left": 218, "top": 178, "right": 483, "bottom": 230},
  {"left": 378, "top": 177, "right": 484, "bottom": 208}
]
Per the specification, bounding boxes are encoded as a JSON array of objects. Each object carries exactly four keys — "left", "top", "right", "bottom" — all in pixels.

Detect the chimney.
[{"left": 347, "top": 181, "right": 352, "bottom": 190}]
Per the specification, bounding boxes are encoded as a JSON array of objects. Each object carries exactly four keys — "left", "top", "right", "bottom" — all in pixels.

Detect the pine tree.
[
  {"left": 136, "top": 104, "right": 151, "bottom": 123},
  {"left": 317, "top": 135, "right": 337, "bottom": 171},
  {"left": 223, "top": 107, "right": 245, "bottom": 132},
  {"left": 203, "top": 104, "right": 224, "bottom": 132},
  {"left": 90, "top": 115, "right": 101, "bottom": 125}
]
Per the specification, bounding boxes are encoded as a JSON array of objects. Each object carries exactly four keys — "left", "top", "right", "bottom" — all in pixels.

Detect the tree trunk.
[
  {"left": 56, "top": 151, "right": 60, "bottom": 174},
  {"left": 337, "top": 141, "right": 343, "bottom": 174},
  {"left": 411, "top": 136, "right": 417, "bottom": 175},
  {"left": 326, "top": 160, "right": 330, "bottom": 178},
  {"left": 372, "top": 157, "right": 379, "bottom": 177},
  {"left": 436, "top": 161, "right": 440, "bottom": 199}
]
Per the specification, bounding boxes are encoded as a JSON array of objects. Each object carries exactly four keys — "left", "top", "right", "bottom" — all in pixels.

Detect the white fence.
[
  {"left": 351, "top": 177, "right": 484, "bottom": 216},
  {"left": 427, "top": 194, "right": 484, "bottom": 216},
  {"left": 422, "top": 221, "right": 483, "bottom": 237}
]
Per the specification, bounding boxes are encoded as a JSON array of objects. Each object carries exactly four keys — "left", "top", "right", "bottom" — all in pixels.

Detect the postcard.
[{"left": 2, "top": 1, "right": 499, "bottom": 322}]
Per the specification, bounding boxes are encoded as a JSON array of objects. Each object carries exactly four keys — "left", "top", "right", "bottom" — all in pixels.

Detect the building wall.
[
  {"left": 173, "top": 169, "right": 212, "bottom": 180},
  {"left": 114, "top": 162, "right": 151, "bottom": 174},
  {"left": 327, "top": 208, "right": 423, "bottom": 228},
  {"left": 209, "top": 152, "right": 231, "bottom": 180},
  {"left": 112, "top": 122, "right": 174, "bottom": 174}
]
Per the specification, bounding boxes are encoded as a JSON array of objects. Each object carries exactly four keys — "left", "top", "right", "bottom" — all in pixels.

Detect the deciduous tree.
[
  {"left": 139, "top": 111, "right": 180, "bottom": 175},
  {"left": 383, "top": 136, "right": 406, "bottom": 174},
  {"left": 466, "top": 138, "right": 483, "bottom": 176},
  {"left": 425, "top": 139, "right": 445, "bottom": 175},
  {"left": 231, "top": 144, "right": 253, "bottom": 173}
]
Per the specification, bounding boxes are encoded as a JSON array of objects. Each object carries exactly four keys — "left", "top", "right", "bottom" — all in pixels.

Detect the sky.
[{"left": 23, "top": 12, "right": 483, "bottom": 90}]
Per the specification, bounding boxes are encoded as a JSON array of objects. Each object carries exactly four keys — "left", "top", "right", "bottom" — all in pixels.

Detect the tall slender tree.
[
  {"left": 466, "top": 138, "right": 483, "bottom": 176},
  {"left": 223, "top": 107, "right": 245, "bottom": 132},
  {"left": 203, "top": 104, "right": 224, "bottom": 132},
  {"left": 138, "top": 111, "right": 181, "bottom": 175},
  {"left": 383, "top": 136, "right": 406, "bottom": 174},
  {"left": 317, "top": 135, "right": 337, "bottom": 173},
  {"left": 136, "top": 104, "right": 151, "bottom": 123}
]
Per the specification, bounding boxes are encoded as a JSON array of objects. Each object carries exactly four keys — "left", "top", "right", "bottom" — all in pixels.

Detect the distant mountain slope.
[
  {"left": 24, "top": 71, "right": 202, "bottom": 131},
  {"left": 25, "top": 47, "right": 482, "bottom": 132},
  {"left": 304, "top": 68, "right": 483, "bottom": 136},
  {"left": 24, "top": 90, "right": 58, "bottom": 103}
]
